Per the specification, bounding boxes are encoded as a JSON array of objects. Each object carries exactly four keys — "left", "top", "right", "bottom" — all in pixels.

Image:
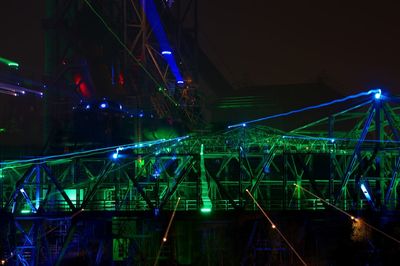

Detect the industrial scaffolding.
[{"left": 1, "top": 92, "right": 400, "bottom": 264}]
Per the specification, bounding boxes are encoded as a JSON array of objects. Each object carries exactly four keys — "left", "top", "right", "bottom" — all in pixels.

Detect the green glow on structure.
[
  {"left": 137, "top": 158, "right": 145, "bottom": 168},
  {"left": 0, "top": 56, "right": 19, "bottom": 68},
  {"left": 21, "top": 209, "right": 30, "bottom": 214},
  {"left": 200, "top": 207, "right": 212, "bottom": 213},
  {"left": 65, "top": 189, "right": 77, "bottom": 202},
  {"left": 200, "top": 144, "right": 212, "bottom": 213}
]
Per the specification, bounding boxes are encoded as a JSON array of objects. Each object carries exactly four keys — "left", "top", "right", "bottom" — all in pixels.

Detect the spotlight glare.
[
  {"left": 374, "top": 89, "right": 382, "bottom": 100},
  {"left": 112, "top": 153, "right": 119, "bottom": 159},
  {"left": 161, "top": 50, "right": 172, "bottom": 55},
  {"left": 163, "top": 237, "right": 167, "bottom": 242},
  {"left": 272, "top": 224, "right": 276, "bottom": 229}
]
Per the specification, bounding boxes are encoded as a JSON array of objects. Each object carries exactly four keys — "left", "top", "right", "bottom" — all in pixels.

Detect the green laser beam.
[{"left": 0, "top": 56, "right": 19, "bottom": 68}]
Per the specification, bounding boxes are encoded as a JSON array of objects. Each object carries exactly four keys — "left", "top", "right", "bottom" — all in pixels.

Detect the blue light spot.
[
  {"left": 374, "top": 89, "right": 382, "bottom": 100},
  {"left": 100, "top": 103, "right": 107, "bottom": 109},
  {"left": 177, "top": 80, "right": 184, "bottom": 84},
  {"left": 112, "top": 153, "right": 119, "bottom": 159},
  {"left": 85, "top": 104, "right": 90, "bottom": 110},
  {"left": 242, "top": 123, "right": 246, "bottom": 127},
  {"left": 162, "top": 50, "right": 172, "bottom": 55},
  {"left": 360, "top": 183, "right": 372, "bottom": 201}
]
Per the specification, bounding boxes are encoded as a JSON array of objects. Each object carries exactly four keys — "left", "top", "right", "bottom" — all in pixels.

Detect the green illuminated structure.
[{"left": 2, "top": 93, "right": 400, "bottom": 264}]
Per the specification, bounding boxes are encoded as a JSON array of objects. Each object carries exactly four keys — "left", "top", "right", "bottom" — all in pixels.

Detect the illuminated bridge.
[{"left": 2, "top": 90, "right": 400, "bottom": 265}]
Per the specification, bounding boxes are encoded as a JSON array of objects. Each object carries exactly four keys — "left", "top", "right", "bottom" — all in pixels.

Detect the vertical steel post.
[
  {"left": 328, "top": 116, "right": 335, "bottom": 203},
  {"left": 35, "top": 165, "right": 41, "bottom": 210},
  {"left": 383, "top": 104, "right": 400, "bottom": 207},
  {"left": 374, "top": 100, "right": 384, "bottom": 208},
  {"left": 283, "top": 152, "right": 288, "bottom": 209}
]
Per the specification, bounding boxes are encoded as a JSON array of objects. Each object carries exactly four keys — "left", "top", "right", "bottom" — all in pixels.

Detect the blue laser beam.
[
  {"left": 282, "top": 134, "right": 400, "bottom": 144},
  {"left": 228, "top": 89, "right": 382, "bottom": 129},
  {"left": 142, "top": 0, "right": 183, "bottom": 83},
  {"left": 0, "top": 136, "right": 189, "bottom": 167}
]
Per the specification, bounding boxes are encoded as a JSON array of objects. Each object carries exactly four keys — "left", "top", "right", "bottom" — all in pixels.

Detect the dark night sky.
[
  {"left": 198, "top": 1, "right": 400, "bottom": 94},
  {"left": 1, "top": 1, "right": 400, "bottom": 94},
  {"left": 0, "top": 1, "right": 45, "bottom": 78}
]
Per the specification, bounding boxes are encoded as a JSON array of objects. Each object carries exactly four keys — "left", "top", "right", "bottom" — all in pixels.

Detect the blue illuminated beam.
[
  {"left": 142, "top": 0, "right": 184, "bottom": 83},
  {"left": 360, "top": 182, "right": 376, "bottom": 209},
  {"left": 228, "top": 89, "right": 382, "bottom": 129},
  {"left": 0, "top": 136, "right": 190, "bottom": 168}
]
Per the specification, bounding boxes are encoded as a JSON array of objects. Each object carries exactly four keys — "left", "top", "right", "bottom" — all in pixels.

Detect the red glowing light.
[
  {"left": 118, "top": 73, "right": 125, "bottom": 86},
  {"left": 73, "top": 74, "right": 91, "bottom": 98}
]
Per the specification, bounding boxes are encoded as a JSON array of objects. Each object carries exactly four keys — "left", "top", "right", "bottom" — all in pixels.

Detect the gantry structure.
[{"left": 1, "top": 90, "right": 400, "bottom": 264}]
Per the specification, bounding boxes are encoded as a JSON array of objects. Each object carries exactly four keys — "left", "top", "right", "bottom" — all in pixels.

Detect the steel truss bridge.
[{"left": 2, "top": 93, "right": 400, "bottom": 265}]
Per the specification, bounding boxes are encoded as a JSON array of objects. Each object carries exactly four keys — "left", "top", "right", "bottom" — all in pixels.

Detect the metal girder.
[
  {"left": 295, "top": 154, "right": 323, "bottom": 198},
  {"left": 335, "top": 106, "right": 376, "bottom": 202},
  {"left": 383, "top": 104, "right": 400, "bottom": 204},
  {"left": 14, "top": 221, "right": 33, "bottom": 246},
  {"left": 42, "top": 164, "right": 77, "bottom": 211},
  {"left": 2, "top": 98, "right": 400, "bottom": 217},
  {"left": 159, "top": 159, "right": 195, "bottom": 209},
  {"left": 5, "top": 165, "right": 36, "bottom": 211},
  {"left": 81, "top": 161, "right": 115, "bottom": 209},
  {"left": 249, "top": 147, "right": 276, "bottom": 193},
  {"left": 54, "top": 223, "right": 77, "bottom": 266},
  {"left": 124, "top": 170, "right": 155, "bottom": 211},
  {"left": 95, "top": 240, "right": 105, "bottom": 265},
  {"left": 206, "top": 170, "right": 240, "bottom": 211}
]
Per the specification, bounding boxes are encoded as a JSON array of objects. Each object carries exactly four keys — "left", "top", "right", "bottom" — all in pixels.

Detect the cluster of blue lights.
[
  {"left": 110, "top": 136, "right": 189, "bottom": 161},
  {"left": 78, "top": 99, "right": 155, "bottom": 119}
]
